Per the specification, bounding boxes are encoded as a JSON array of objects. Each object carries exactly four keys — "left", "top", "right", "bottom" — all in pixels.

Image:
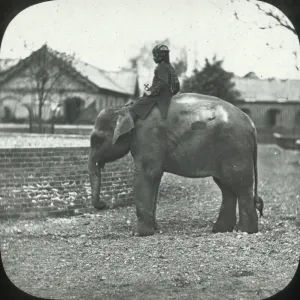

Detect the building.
[
  {"left": 0, "top": 45, "right": 139, "bottom": 124},
  {"left": 1, "top": 48, "right": 300, "bottom": 143},
  {"left": 232, "top": 72, "right": 300, "bottom": 143}
]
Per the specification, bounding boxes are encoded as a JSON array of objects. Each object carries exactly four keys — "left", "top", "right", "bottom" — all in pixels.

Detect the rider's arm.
[{"left": 149, "top": 63, "right": 169, "bottom": 96}]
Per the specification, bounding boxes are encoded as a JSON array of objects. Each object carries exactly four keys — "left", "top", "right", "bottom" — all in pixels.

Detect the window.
[
  {"left": 96, "top": 98, "right": 101, "bottom": 111},
  {"left": 108, "top": 95, "right": 115, "bottom": 107},
  {"left": 96, "top": 97, "right": 106, "bottom": 111},
  {"left": 118, "top": 97, "right": 125, "bottom": 106},
  {"left": 267, "top": 109, "right": 280, "bottom": 127},
  {"left": 295, "top": 111, "right": 300, "bottom": 127}
]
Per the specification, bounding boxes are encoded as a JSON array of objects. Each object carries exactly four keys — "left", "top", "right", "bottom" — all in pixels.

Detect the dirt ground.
[{"left": 1, "top": 145, "right": 300, "bottom": 300}]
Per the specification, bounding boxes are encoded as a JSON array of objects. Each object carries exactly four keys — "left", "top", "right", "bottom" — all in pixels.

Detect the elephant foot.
[
  {"left": 235, "top": 219, "right": 258, "bottom": 234},
  {"left": 92, "top": 201, "right": 107, "bottom": 210},
  {"left": 212, "top": 218, "right": 236, "bottom": 233},
  {"left": 132, "top": 222, "right": 155, "bottom": 237}
]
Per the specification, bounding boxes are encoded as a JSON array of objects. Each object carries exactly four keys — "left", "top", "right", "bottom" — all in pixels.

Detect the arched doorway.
[{"left": 64, "top": 97, "right": 84, "bottom": 124}]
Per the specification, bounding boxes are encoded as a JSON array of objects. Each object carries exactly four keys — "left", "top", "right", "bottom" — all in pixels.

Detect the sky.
[{"left": 0, "top": 0, "right": 299, "bottom": 79}]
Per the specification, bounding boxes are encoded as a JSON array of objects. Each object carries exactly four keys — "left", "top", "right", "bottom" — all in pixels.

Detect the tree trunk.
[
  {"left": 38, "top": 102, "right": 42, "bottom": 133},
  {"left": 51, "top": 120, "right": 55, "bottom": 134},
  {"left": 29, "top": 111, "right": 33, "bottom": 133}
]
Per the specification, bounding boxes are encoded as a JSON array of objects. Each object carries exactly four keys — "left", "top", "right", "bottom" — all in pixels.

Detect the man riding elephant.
[{"left": 130, "top": 44, "right": 180, "bottom": 121}]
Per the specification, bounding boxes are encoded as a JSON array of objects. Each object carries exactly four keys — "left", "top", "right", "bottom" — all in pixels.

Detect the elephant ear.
[{"left": 112, "top": 110, "right": 135, "bottom": 144}]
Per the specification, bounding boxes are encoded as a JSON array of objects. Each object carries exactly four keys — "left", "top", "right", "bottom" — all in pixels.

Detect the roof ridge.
[
  {"left": 234, "top": 76, "right": 300, "bottom": 82},
  {"left": 0, "top": 53, "right": 33, "bottom": 81}
]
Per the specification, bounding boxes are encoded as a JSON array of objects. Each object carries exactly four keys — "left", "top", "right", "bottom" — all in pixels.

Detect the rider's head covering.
[
  {"left": 153, "top": 44, "right": 170, "bottom": 53},
  {"left": 152, "top": 44, "right": 170, "bottom": 63}
]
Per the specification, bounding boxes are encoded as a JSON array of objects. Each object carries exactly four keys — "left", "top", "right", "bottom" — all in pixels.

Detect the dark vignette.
[{"left": 0, "top": 0, "right": 299, "bottom": 299}]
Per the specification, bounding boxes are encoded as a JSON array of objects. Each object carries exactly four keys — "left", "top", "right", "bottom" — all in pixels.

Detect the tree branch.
[
  {"left": 255, "top": 3, "right": 297, "bottom": 35},
  {"left": 231, "top": 0, "right": 299, "bottom": 71},
  {"left": 43, "top": 72, "right": 62, "bottom": 104},
  {"left": 231, "top": 0, "right": 296, "bottom": 35}
]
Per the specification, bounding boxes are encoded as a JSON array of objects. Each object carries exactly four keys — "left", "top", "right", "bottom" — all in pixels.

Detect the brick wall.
[
  {"left": 0, "top": 147, "right": 134, "bottom": 219},
  {"left": 0, "top": 124, "right": 93, "bottom": 135}
]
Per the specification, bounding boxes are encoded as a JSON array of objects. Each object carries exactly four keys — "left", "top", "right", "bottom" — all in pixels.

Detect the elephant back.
[{"left": 166, "top": 93, "right": 255, "bottom": 132}]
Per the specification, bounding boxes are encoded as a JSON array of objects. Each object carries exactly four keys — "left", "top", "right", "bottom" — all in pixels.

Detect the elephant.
[{"left": 88, "top": 93, "right": 264, "bottom": 236}]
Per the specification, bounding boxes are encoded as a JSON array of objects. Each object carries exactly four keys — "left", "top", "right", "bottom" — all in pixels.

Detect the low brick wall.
[
  {"left": 0, "top": 124, "right": 93, "bottom": 135},
  {"left": 0, "top": 147, "right": 134, "bottom": 219}
]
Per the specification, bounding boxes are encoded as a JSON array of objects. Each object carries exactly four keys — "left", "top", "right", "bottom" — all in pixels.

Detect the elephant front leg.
[
  {"left": 132, "top": 172, "right": 161, "bottom": 237},
  {"left": 212, "top": 177, "right": 237, "bottom": 233}
]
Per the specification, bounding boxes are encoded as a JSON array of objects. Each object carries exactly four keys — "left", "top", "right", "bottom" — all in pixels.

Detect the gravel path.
[{"left": 1, "top": 145, "right": 300, "bottom": 299}]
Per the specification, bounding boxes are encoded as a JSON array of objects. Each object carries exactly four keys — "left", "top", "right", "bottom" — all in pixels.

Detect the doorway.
[{"left": 64, "top": 97, "right": 84, "bottom": 124}]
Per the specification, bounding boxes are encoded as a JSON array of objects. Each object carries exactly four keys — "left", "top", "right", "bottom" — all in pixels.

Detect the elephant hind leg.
[
  {"left": 212, "top": 177, "right": 237, "bottom": 233},
  {"left": 234, "top": 186, "right": 258, "bottom": 234},
  {"left": 215, "top": 151, "right": 258, "bottom": 233}
]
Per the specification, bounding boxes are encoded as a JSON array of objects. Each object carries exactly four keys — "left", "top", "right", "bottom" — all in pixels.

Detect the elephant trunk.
[{"left": 88, "top": 152, "right": 106, "bottom": 210}]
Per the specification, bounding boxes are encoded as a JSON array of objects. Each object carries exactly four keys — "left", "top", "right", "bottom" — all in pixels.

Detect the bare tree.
[
  {"left": 231, "top": 0, "right": 299, "bottom": 70},
  {"left": 232, "top": 0, "right": 296, "bottom": 34},
  {"left": 24, "top": 43, "right": 75, "bottom": 132}
]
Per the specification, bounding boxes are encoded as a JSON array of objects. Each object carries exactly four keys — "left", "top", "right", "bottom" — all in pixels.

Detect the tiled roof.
[
  {"left": 233, "top": 77, "right": 300, "bottom": 102},
  {"left": 0, "top": 45, "right": 138, "bottom": 96},
  {"left": 103, "top": 69, "right": 138, "bottom": 95},
  {"left": 71, "top": 60, "right": 132, "bottom": 95}
]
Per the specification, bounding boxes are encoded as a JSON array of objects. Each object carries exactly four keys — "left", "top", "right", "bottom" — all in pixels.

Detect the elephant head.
[{"left": 88, "top": 106, "right": 135, "bottom": 209}]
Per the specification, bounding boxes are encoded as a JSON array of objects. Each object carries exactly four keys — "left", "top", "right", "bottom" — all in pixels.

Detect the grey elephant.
[{"left": 88, "top": 93, "right": 264, "bottom": 236}]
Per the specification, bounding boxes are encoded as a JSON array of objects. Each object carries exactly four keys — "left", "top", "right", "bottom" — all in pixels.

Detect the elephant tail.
[{"left": 253, "top": 128, "right": 264, "bottom": 217}]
